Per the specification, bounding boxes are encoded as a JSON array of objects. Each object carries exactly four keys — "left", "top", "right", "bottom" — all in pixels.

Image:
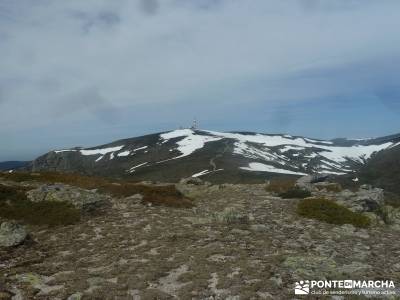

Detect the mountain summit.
[{"left": 30, "top": 129, "right": 400, "bottom": 183}]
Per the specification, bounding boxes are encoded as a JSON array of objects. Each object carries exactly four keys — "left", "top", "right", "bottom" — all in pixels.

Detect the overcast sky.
[{"left": 1, "top": 0, "right": 400, "bottom": 161}]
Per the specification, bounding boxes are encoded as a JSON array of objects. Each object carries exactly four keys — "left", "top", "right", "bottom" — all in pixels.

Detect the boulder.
[
  {"left": 0, "top": 222, "right": 27, "bottom": 248},
  {"left": 179, "top": 177, "right": 204, "bottom": 185},
  {"left": 336, "top": 185, "right": 384, "bottom": 213},
  {"left": 296, "top": 174, "right": 330, "bottom": 191},
  {"left": 27, "top": 184, "right": 111, "bottom": 212}
]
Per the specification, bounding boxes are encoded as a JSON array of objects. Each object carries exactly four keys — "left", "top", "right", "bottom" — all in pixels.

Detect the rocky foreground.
[{"left": 1, "top": 177, "right": 400, "bottom": 299}]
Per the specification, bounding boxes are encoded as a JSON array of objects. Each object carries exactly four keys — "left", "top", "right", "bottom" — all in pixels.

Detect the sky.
[{"left": 1, "top": 0, "right": 400, "bottom": 161}]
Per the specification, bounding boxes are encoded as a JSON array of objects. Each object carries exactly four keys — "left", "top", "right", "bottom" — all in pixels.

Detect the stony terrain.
[{"left": 1, "top": 178, "right": 400, "bottom": 299}]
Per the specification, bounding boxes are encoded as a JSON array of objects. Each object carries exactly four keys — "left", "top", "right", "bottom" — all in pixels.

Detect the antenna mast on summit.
[{"left": 191, "top": 118, "right": 198, "bottom": 130}]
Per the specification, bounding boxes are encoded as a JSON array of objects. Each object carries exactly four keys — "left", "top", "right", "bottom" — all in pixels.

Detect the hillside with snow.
[{"left": 30, "top": 129, "right": 400, "bottom": 183}]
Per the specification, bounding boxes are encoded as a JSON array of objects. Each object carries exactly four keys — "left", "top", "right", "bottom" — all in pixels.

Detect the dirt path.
[{"left": 209, "top": 140, "right": 230, "bottom": 171}]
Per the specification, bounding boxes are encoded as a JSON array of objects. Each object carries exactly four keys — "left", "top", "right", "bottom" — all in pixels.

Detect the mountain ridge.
[{"left": 28, "top": 129, "right": 400, "bottom": 183}]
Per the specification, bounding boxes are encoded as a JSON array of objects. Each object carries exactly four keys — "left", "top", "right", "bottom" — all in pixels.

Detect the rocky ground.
[{"left": 1, "top": 179, "right": 400, "bottom": 299}]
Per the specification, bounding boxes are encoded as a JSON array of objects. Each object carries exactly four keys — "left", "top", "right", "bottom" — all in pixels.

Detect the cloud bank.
[{"left": 0, "top": 0, "right": 400, "bottom": 159}]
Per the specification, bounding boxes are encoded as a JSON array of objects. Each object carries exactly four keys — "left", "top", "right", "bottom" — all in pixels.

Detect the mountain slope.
[
  {"left": 30, "top": 129, "right": 400, "bottom": 183},
  {"left": 356, "top": 144, "right": 400, "bottom": 195}
]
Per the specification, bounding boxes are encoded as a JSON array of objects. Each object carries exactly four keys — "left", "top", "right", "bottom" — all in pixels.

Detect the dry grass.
[
  {"left": 265, "top": 178, "right": 297, "bottom": 194},
  {"left": 0, "top": 171, "right": 193, "bottom": 208},
  {"left": 314, "top": 183, "right": 342, "bottom": 193}
]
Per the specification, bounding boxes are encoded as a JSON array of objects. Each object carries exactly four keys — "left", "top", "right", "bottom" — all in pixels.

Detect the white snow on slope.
[
  {"left": 55, "top": 146, "right": 124, "bottom": 162},
  {"left": 203, "top": 130, "right": 394, "bottom": 167},
  {"left": 80, "top": 146, "right": 124, "bottom": 156},
  {"left": 117, "top": 146, "right": 148, "bottom": 157},
  {"left": 160, "top": 129, "right": 221, "bottom": 159},
  {"left": 54, "top": 149, "right": 78, "bottom": 153},
  {"left": 117, "top": 151, "right": 131, "bottom": 157},
  {"left": 205, "top": 130, "right": 321, "bottom": 147},
  {"left": 161, "top": 129, "right": 193, "bottom": 140},
  {"left": 318, "top": 143, "right": 393, "bottom": 163},
  {"left": 280, "top": 145, "right": 306, "bottom": 153},
  {"left": 160, "top": 129, "right": 396, "bottom": 175},
  {"left": 241, "top": 163, "right": 307, "bottom": 175},
  {"left": 192, "top": 170, "right": 211, "bottom": 177},
  {"left": 127, "top": 162, "right": 148, "bottom": 173}
]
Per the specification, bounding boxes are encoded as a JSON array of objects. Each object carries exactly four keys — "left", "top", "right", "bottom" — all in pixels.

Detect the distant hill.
[
  {"left": 0, "top": 161, "right": 30, "bottom": 171},
  {"left": 29, "top": 129, "right": 400, "bottom": 184}
]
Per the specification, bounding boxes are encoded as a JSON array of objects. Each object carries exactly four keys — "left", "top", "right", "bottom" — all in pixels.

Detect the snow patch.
[
  {"left": 160, "top": 130, "right": 221, "bottom": 160},
  {"left": 117, "top": 146, "right": 148, "bottom": 157},
  {"left": 80, "top": 146, "right": 124, "bottom": 156},
  {"left": 192, "top": 170, "right": 211, "bottom": 177},
  {"left": 241, "top": 162, "right": 307, "bottom": 175},
  {"left": 54, "top": 149, "right": 78, "bottom": 153},
  {"left": 117, "top": 151, "right": 131, "bottom": 157},
  {"left": 318, "top": 143, "right": 392, "bottom": 163},
  {"left": 127, "top": 162, "right": 148, "bottom": 173},
  {"left": 280, "top": 145, "right": 306, "bottom": 153}
]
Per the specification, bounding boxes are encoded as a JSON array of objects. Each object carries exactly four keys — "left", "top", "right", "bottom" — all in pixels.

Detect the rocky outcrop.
[
  {"left": 27, "top": 184, "right": 111, "bottom": 212},
  {"left": 336, "top": 184, "right": 384, "bottom": 213},
  {"left": 0, "top": 222, "right": 27, "bottom": 248},
  {"left": 179, "top": 177, "right": 206, "bottom": 185}
]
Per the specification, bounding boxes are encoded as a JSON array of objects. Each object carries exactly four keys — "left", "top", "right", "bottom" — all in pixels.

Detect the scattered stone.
[
  {"left": 0, "top": 222, "right": 27, "bottom": 248},
  {"left": 67, "top": 292, "right": 82, "bottom": 300},
  {"left": 250, "top": 224, "right": 269, "bottom": 232},
  {"left": 15, "top": 273, "right": 64, "bottom": 296}
]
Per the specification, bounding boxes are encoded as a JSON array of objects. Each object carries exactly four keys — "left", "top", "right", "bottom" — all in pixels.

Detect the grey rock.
[
  {"left": 296, "top": 174, "right": 330, "bottom": 191},
  {"left": 250, "top": 224, "right": 269, "bottom": 232},
  {"left": 295, "top": 175, "right": 314, "bottom": 191},
  {"left": 336, "top": 185, "right": 384, "bottom": 213},
  {"left": 179, "top": 177, "right": 204, "bottom": 185},
  {"left": 0, "top": 222, "right": 27, "bottom": 247},
  {"left": 27, "top": 184, "right": 111, "bottom": 212},
  {"left": 67, "top": 292, "right": 82, "bottom": 300}
]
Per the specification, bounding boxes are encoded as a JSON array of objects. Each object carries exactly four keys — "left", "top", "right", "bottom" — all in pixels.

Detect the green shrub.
[
  {"left": 297, "top": 198, "right": 370, "bottom": 228},
  {"left": 0, "top": 184, "right": 80, "bottom": 226},
  {"left": 0, "top": 184, "right": 29, "bottom": 202},
  {"left": 279, "top": 187, "right": 311, "bottom": 199}
]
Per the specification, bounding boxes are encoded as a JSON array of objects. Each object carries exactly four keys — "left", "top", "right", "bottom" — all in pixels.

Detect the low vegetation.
[
  {"left": 0, "top": 171, "right": 193, "bottom": 208},
  {"left": 265, "top": 177, "right": 296, "bottom": 194},
  {"left": 212, "top": 209, "right": 250, "bottom": 225},
  {"left": 0, "top": 184, "right": 80, "bottom": 226},
  {"left": 279, "top": 187, "right": 311, "bottom": 199},
  {"left": 297, "top": 198, "right": 371, "bottom": 228},
  {"left": 314, "top": 183, "right": 342, "bottom": 193},
  {"left": 384, "top": 192, "right": 400, "bottom": 208}
]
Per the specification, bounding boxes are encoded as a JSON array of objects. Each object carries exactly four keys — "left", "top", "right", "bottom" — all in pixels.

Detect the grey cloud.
[
  {"left": 0, "top": 0, "right": 399, "bottom": 135},
  {"left": 55, "top": 88, "right": 120, "bottom": 123},
  {"left": 139, "top": 0, "right": 159, "bottom": 15}
]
